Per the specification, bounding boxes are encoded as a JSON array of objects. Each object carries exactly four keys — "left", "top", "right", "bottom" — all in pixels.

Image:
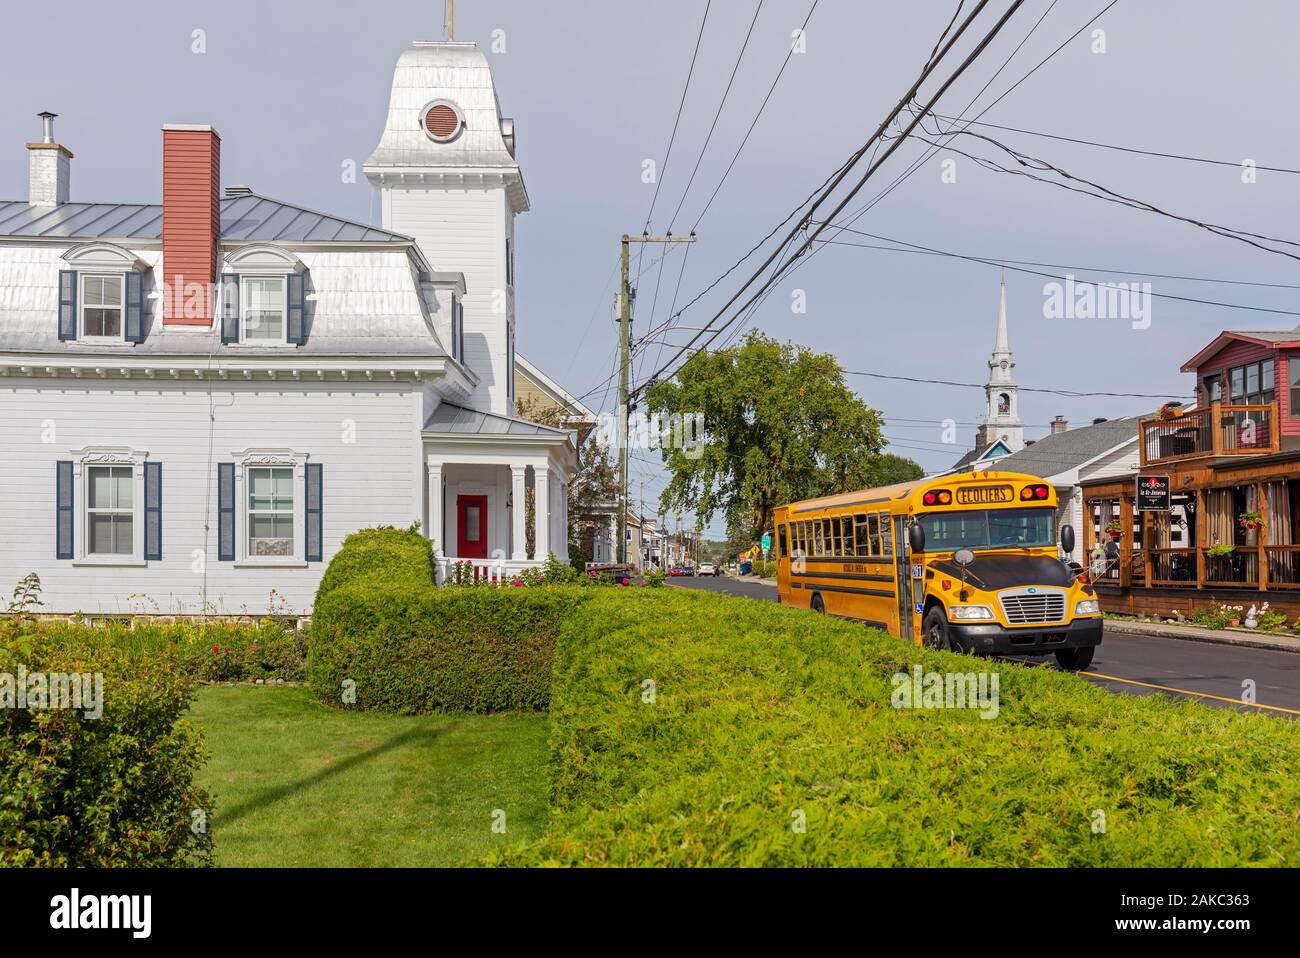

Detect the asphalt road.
[{"left": 669, "top": 575, "right": 1300, "bottom": 716}]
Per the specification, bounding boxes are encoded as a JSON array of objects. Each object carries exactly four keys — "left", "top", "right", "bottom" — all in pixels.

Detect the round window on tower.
[{"left": 422, "top": 101, "right": 464, "bottom": 142}]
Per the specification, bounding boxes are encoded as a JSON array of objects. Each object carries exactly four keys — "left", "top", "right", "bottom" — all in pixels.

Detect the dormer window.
[
  {"left": 221, "top": 245, "right": 307, "bottom": 346},
  {"left": 82, "top": 274, "right": 124, "bottom": 339},
  {"left": 59, "top": 243, "right": 148, "bottom": 344},
  {"left": 241, "top": 276, "right": 287, "bottom": 343}
]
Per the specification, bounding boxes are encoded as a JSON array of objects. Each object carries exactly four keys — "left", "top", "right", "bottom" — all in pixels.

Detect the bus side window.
[
  {"left": 868, "top": 514, "right": 880, "bottom": 557},
  {"left": 778, "top": 524, "right": 788, "bottom": 558},
  {"left": 814, "top": 520, "right": 825, "bottom": 557},
  {"left": 841, "top": 516, "right": 853, "bottom": 557},
  {"left": 879, "top": 513, "right": 893, "bottom": 556},
  {"left": 854, "top": 513, "right": 869, "bottom": 557}
]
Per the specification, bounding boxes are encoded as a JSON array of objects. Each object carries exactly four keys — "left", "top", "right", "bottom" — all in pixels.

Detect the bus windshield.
[{"left": 917, "top": 507, "right": 1055, "bottom": 551}]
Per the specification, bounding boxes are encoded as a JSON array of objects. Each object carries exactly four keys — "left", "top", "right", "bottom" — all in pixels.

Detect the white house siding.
[
  {"left": 381, "top": 185, "right": 511, "bottom": 415},
  {"left": 0, "top": 377, "right": 423, "bottom": 615}
]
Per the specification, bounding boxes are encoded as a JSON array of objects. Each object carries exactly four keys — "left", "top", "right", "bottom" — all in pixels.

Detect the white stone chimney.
[{"left": 27, "top": 112, "right": 72, "bottom": 206}]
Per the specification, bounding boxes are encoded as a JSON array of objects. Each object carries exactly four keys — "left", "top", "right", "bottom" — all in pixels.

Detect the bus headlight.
[
  {"left": 949, "top": 605, "right": 994, "bottom": 620},
  {"left": 1075, "top": 599, "right": 1101, "bottom": 615}
]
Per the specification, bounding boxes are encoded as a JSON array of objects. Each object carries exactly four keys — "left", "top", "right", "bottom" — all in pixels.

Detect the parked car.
[
  {"left": 667, "top": 566, "right": 686, "bottom": 577},
  {"left": 681, "top": 564, "right": 696, "bottom": 576},
  {"left": 698, "top": 562, "right": 719, "bottom": 576}
]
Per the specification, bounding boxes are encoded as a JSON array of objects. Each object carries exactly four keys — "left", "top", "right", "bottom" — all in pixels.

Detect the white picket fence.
[{"left": 434, "top": 555, "right": 547, "bottom": 586}]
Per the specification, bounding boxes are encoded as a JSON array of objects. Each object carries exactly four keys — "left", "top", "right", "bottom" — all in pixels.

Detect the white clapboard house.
[{"left": 0, "top": 40, "right": 575, "bottom": 616}]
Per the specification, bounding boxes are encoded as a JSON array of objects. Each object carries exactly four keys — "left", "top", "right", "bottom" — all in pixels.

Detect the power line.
[
  {"left": 842, "top": 368, "right": 1191, "bottom": 399},
  {"left": 585, "top": 2, "right": 992, "bottom": 410},
  {"left": 807, "top": 226, "right": 1300, "bottom": 289},
  {"left": 812, "top": 228, "right": 1300, "bottom": 317},
  {"left": 688, "top": 0, "right": 821, "bottom": 234},
  {"left": 634, "top": 0, "right": 1026, "bottom": 399},
  {"left": 905, "top": 126, "right": 1300, "bottom": 265},
  {"left": 642, "top": 0, "right": 713, "bottom": 234},
  {"left": 928, "top": 113, "right": 1300, "bottom": 175},
  {"left": 667, "top": 0, "right": 766, "bottom": 233}
]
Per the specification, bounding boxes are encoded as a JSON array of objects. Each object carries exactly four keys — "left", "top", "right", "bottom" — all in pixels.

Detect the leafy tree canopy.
[{"left": 646, "top": 331, "right": 916, "bottom": 541}]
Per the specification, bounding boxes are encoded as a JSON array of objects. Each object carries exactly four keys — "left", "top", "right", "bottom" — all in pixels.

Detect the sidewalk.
[{"left": 1104, "top": 616, "right": 1300, "bottom": 655}]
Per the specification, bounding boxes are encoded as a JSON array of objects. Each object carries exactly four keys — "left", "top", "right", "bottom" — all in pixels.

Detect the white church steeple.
[{"left": 976, "top": 276, "right": 1025, "bottom": 453}]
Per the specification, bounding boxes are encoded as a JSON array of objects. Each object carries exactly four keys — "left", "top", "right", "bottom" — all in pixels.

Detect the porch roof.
[{"left": 422, "top": 401, "right": 573, "bottom": 439}]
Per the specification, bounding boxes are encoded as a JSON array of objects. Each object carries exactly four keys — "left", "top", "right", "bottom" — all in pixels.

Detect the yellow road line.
[{"left": 1081, "top": 670, "right": 1300, "bottom": 716}]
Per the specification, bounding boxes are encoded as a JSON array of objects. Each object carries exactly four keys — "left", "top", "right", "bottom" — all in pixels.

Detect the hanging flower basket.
[
  {"left": 1104, "top": 520, "right": 1123, "bottom": 539},
  {"left": 1238, "top": 510, "right": 1264, "bottom": 532}
]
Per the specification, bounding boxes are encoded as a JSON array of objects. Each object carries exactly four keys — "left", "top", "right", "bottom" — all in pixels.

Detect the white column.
[
  {"left": 426, "top": 464, "right": 444, "bottom": 557},
  {"left": 534, "top": 465, "right": 550, "bottom": 561},
  {"left": 510, "top": 465, "right": 527, "bottom": 561}
]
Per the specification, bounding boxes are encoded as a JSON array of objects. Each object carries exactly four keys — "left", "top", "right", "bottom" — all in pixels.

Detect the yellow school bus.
[{"left": 774, "top": 471, "right": 1102, "bottom": 670}]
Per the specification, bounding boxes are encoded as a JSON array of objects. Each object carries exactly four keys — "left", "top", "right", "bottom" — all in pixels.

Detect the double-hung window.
[
  {"left": 241, "top": 276, "right": 286, "bottom": 343},
  {"left": 82, "top": 274, "right": 123, "bottom": 339},
  {"left": 87, "top": 465, "right": 133, "bottom": 555},
  {"left": 247, "top": 466, "right": 295, "bottom": 557}
]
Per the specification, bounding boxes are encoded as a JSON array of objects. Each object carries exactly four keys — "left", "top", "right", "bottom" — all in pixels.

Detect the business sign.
[
  {"left": 1136, "top": 474, "right": 1171, "bottom": 512},
  {"left": 761, "top": 532, "right": 772, "bottom": 553},
  {"left": 956, "top": 484, "right": 1013, "bottom": 505}
]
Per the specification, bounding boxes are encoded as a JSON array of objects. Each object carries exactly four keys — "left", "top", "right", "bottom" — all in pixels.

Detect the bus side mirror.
[
  {"left": 1060, "top": 524, "right": 1075, "bottom": 555},
  {"left": 908, "top": 522, "right": 925, "bottom": 553}
]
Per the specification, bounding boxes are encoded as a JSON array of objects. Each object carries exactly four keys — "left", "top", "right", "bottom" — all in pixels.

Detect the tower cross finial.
[{"left": 446, "top": 0, "right": 454, "bottom": 40}]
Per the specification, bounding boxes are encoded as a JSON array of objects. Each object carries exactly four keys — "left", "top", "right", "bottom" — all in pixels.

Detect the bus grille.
[{"left": 998, "top": 589, "right": 1066, "bottom": 625}]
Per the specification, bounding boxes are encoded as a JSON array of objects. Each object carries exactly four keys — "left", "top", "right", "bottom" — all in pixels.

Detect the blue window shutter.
[
  {"left": 218, "top": 463, "right": 235, "bottom": 561},
  {"left": 124, "top": 271, "right": 144, "bottom": 343},
  {"left": 220, "top": 274, "right": 239, "bottom": 344},
  {"left": 305, "top": 463, "right": 322, "bottom": 562},
  {"left": 144, "top": 461, "right": 162, "bottom": 560},
  {"left": 58, "top": 271, "right": 77, "bottom": 341},
  {"left": 286, "top": 272, "right": 306, "bottom": 345},
  {"left": 56, "top": 461, "right": 73, "bottom": 559}
]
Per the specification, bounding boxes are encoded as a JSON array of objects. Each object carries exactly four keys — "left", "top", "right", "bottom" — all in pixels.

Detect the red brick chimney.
[{"left": 162, "top": 124, "right": 220, "bottom": 325}]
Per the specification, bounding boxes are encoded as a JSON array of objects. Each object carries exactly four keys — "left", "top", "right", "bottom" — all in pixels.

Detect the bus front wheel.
[
  {"left": 1054, "top": 646, "right": 1095, "bottom": 671},
  {"left": 810, "top": 593, "right": 826, "bottom": 614},
  {"left": 922, "top": 607, "right": 952, "bottom": 651}
]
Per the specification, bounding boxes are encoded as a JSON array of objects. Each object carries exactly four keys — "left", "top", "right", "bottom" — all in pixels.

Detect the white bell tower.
[
  {"left": 364, "top": 33, "right": 529, "bottom": 417},
  {"left": 976, "top": 276, "right": 1025, "bottom": 453}
]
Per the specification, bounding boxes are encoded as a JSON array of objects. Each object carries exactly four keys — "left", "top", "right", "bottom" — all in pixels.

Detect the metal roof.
[
  {"left": 988, "top": 416, "right": 1144, "bottom": 481},
  {"left": 423, "top": 402, "right": 572, "bottom": 438},
  {"left": 0, "top": 192, "right": 411, "bottom": 243}
]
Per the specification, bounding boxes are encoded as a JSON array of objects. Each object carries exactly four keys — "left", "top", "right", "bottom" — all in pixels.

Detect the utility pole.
[
  {"left": 445, "top": 0, "right": 454, "bottom": 40},
  {"left": 618, "top": 233, "right": 694, "bottom": 565}
]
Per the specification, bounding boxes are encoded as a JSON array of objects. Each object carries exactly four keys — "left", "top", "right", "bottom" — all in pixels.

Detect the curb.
[{"left": 1104, "top": 618, "right": 1300, "bottom": 655}]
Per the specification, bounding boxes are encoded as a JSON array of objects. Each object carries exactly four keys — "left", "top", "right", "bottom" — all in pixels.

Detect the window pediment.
[
  {"left": 224, "top": 244, "right": 304, "bottom": 274},
  {"left": 62, "top": 242, "right": 147, "bottom": 273}
]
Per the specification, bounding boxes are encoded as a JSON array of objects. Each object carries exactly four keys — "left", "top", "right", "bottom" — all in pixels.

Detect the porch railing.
[
  {"left": 1265, "top": 546, "right": 1300, "bottom": 588},
  {"left": 434, "top": 555, "right": 546, "bottom": 586},
  {"left": 1149, "top": 548, "right": 1197, "bottom": 586},
  {"left": 1203, "top": 549, "right": 1259, "bottom": 587},
  {"left": 1139, "top": 403, "right": 1278, "bottom": 466}
]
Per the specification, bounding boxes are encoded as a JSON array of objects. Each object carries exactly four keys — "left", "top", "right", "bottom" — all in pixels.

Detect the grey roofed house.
[
  {"left": 991, "top": 416, "right": 1144, "bottom": 482},
  {"left": 0, "top": 192, "right": 412, "bottom": 243}
]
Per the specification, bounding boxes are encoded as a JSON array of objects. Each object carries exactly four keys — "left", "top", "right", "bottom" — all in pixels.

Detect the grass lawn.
[{"left": 189, "top": 685, "right": 549, "bottom": 867}]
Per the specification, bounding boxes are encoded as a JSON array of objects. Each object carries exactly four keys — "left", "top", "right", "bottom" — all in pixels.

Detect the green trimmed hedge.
[
  {"left": 0, "top": 624, "right": 214, "bottom": 867},
  {"left": 494, "top": 589, "right": 1300, "bottom": 866},
  {"left": 309, "top": 527, "right": 588, "bottom": 712}
]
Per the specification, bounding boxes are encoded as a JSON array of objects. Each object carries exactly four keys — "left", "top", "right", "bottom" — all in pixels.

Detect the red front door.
[{"left": 457, "top": 495, "right": 489, "bottom": 559}]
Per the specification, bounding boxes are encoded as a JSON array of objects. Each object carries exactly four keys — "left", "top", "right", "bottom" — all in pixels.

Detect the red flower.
[{"left": 212, "top": 646, "right": 219, "bottom": 654}]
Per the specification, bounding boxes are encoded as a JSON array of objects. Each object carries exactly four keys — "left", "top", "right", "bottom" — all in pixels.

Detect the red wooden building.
[{"left": 1080, "top": 325, "right": 1300, "bottom": 618}]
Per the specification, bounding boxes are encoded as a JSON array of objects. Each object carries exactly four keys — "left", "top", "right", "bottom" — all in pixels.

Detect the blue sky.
[{"left": 4, "top": 1, "right": 1298, "bottom": 539}]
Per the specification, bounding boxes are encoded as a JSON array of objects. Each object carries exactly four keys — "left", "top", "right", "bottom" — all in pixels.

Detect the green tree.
[
  {"left": 864, "top": 452, "right": 925, "bottom": 487},
  {"left": 646, "top": 331, "right": 908, "bottom": 542},
  {"left": 516, "top": 396, "right": 619, "bottom": 552}
]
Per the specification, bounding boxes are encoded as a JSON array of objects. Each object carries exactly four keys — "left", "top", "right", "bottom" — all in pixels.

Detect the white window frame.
[
  {"left": 70, "top": 447, "right": 147, "bottom": 567},
  {"left": 80, "top": 272, "right": 125, "bottom": 342},
  {"left": 232, "top": 449, "right": 308, "bottom": 568},
  {"left": 239, "top": 274, "right": 288, "bottom": 346}
]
